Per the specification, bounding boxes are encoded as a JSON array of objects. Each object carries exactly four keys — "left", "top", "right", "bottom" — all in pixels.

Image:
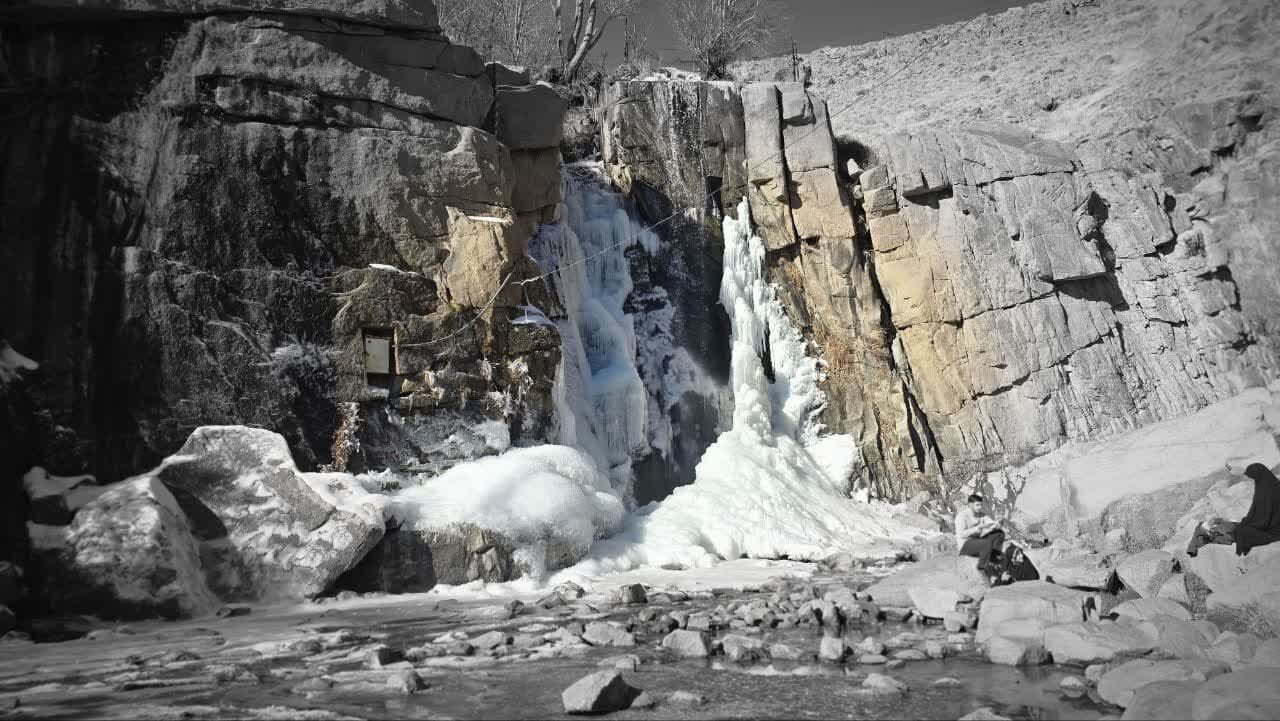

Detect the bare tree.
[
  {"left": 666, "top": 0, "right": 785, "bottom": 79},
  {"left": 551, "top": 0, "right": 640, "bottom": 81}
]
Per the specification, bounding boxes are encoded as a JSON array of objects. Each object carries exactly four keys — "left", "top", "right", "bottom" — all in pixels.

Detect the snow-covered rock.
[
  {"left": 154, "top": 426, "right": 384, "bottom": 601},
  {"left": 55, "top": 476, "right": 220, "bottom": 618}
]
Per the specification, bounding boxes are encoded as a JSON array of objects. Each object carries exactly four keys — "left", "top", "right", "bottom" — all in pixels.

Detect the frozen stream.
[{"left": 0, "top": 563, "right": 1114, "bottom": 720}]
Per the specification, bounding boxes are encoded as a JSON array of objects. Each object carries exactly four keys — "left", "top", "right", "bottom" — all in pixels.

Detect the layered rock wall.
[{"left": 602, "top": 78, "right": 1278, "bottom": 500}]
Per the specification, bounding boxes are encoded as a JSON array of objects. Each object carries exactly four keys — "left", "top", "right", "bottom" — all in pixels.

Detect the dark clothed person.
[{"left": 1235, "top": 463, "right": 1280, "bottom": 556}]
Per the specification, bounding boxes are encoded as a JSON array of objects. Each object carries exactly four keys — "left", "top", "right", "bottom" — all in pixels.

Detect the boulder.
[
  {"left": 976, "top": 581, "right": 1099, "bottom": 643},
  {"left": 661, "top": 630, "right": 710, "bottom": 658},
  {"left": 1137, "top": 615, "right": 1216, "bottom": 659},
  {"left": 1113, "top": 598, "right": 1192, "bottom": 622},
  {"left": 863, "top": 555, "right": 987, "bottom": 609},
  {"left": 155, "top": 427, "right": 384, "bottom": 602},
  {"left": 618, "top": 584, "right": 647, "bottom": 605},
  {"left": 1043, "top": 621, "right": 1156, "bottom": 666},
  {"left": 1204, "top": 552, "right": 1280, "bottom": 635},
  {"left": 908, "top": 586, "right": 966, "bottom": 619},
  {"left": 985, "top": 635, "right": 1048, "bottom": 666},
  {"left": 721, "top": 634, "right": 765, "bottom": 663},
  {"left": 861, "top": 673, "right": 907, "bottom": 694},
  {"left": 1026, "top": 548, "right": 1117, "bottom": 590},
  {"left": 1190, "top": 668, "right": 1280, "bottom": 720},
  {"left": 819, "top": 636, "right": 848, "bottom": 663},
  {"left": 1117, "top": 550, "right": 1179, "bottom": 598},
  {"left": 1185, "top": 543, "right": 1280, "bottom": 595},
  {"left": 56, "top": 476, "right": 220, "bottom": 619},
  {"left": 582, "top": 622, "right": 635, "bottom": 648},
  {"left": 959, "top": 709, "right": 1010, "bottom": 721},
  {"left": 561, "top": 670, "right": 641, "bottom": 715},
  {"left": 1098, "top": 658, "right": 1229, "bottom": 708},
  {"left": 1207, "top": 630, "right": 1260, "bottom": 666},
  {"left": 1120, "top": 680, "right": 1201, "bottom": 720},
  {"left": 1156, "top": 574, "right": 1192, "bottom": 606}
]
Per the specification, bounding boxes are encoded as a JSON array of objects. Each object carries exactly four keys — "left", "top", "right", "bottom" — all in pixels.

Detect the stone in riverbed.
[
  {"left": 661, "top": 630, "right": 710, "bottom": 658},
  {"left": 985, "top": 635, "right": 1049, "bottom": 666},
  {"left": 582, "top": 622, "right": 634, "bottom": 648},
  {"left": 1060, "top": 676, "right": 1088, "bottom": 699},
  {"left": 959, "top": 708, "right": 1011, "bottom": 721},
  {"left": 856, "top": 637, "right": 887, "bottom": 656},
  {"left": 1043, "top": 621, "right": 1156, "bottom": 666},
  {"left": 561, "top": 670, "right": 641, "bottom": 715},
  {"left": 1097, "top": 658, "right": 1229, "bottom": 708},
  {"left": 819, "top": 636, "right": 848, "bottom": 663},
  {"left": 863, "top": 555, "right": 987, "bottom": 609},
  {"left": 617, "top": 584, "right": 647, "bottom": 605},
  {"left": 721, "top": 634, "right": 765, "bottom": 663},
  {"left": 667, "top": 691, "right": 708, "bottom": 706},
  {"left": 769, "top": 643, "right": 812, "bottom": 661},
  {"left": 1189, "top": 667, "right": 1280, "bottom": 719},
  {"left": 861, "top": 673, "right": 906, "bottom": 695},
  {"left": 945, "top": 607, "right": 979, "bottom": 632}
]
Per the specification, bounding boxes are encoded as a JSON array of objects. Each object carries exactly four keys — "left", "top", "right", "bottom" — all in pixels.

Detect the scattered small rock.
[
  {"left": 385, "top": 669, "right": 426, "bottom": 695},
  {"left": 858, "top": 654, "right": 888, "bottom": 665},
  {"left": 885, "top": 659, "right": 906, "bottom": 670},
  {"left": 472, "top": 631, "right": 512, "bottom": 651}
]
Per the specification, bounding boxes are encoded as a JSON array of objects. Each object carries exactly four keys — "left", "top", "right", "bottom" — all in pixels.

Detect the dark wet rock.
[
  {"left": 561, "top": 670, "right": 642, "bottom": 715},
  {"left": 0, "top": 606, "right": 13, "bottom": 637},
  {"left": 362, "top": 645, "right": 401, "bottom": 669},
  {"left": 216, "top": 605, "right": 251, "bottom": 618},
  {"left": 384, "top": 669, "right": 427, "bottom": 695}
]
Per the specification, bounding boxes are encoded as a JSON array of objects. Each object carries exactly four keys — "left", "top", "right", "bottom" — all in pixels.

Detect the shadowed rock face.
[{"left": 0, "top": 0, "right": 566, "bottom": 507}]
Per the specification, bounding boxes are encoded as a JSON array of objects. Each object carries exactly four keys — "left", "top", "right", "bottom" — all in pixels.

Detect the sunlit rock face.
[
  {"left": 0, "top": 0, "right": 566, "bottom": 498},
  {"left": 602, "top": 76, "right": 1277, "bottom": 501}
]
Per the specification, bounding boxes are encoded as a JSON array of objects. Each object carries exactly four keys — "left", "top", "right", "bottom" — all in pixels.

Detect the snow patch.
[{"left": 385, "top": 444, "right": 625, "bottom": 561}]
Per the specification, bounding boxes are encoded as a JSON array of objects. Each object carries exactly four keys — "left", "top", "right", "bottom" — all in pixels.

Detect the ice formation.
[
  {"left": 385, "top": 444, "right": 625, "bottom": 559},
  {"left": 529, "top": 169, "right": 652, "bottom": 498},
  {"left": 566, "top": 200, "right": 923, "bottom": 574}
]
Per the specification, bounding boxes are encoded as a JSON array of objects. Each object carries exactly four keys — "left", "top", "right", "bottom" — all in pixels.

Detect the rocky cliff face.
[
  {"left": 603, "top": 65, "right": 1278, "bottom": 500},
  {"left": 0, "top": 0, "right": 566, "bottom": 509}
]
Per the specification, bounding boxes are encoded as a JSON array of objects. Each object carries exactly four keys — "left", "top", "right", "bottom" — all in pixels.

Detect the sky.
[{"left": 596, "top": 0, "right": 1037, "bottom": 67}]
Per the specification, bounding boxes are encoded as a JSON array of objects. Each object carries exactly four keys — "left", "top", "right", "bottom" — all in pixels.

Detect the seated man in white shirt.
[{"left": 954, "top": 493, "right": 1005, "bottom": 577}]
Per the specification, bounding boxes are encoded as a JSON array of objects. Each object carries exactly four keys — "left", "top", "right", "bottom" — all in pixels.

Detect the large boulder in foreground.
[
  {"left": 1043, "top": 620, "right": 1155, "bottom": 666},
  {"left": 1190, "top": 668, "right": 1280, "bottom": 720},
  {"left": 977, "top": 581, "right": 1100, "bottom": 643},
  {"left": 1203, "top": 553, "right": 1280, "bottom": 636},
  {"left": 863, "top": 555, "right": 987, "bottom": 609},
  {"left": 1098, "top": 657, "right": 1228, "bottom": 708},
  {"left": 43, "top": 476, "right": 221, "bottom": 619},
  {"left": 155, "top": 426, "right": 385, "bottom": 601}
]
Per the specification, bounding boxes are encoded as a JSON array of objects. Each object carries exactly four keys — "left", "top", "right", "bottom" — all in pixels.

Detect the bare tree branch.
[{"left": 666, "top": 0, "right": 786, "bottom": 79}]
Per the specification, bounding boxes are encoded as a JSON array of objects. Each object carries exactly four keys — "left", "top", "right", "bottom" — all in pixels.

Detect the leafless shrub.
[{"left": 665, "top": 0, "right": 786, "bottom": 79}]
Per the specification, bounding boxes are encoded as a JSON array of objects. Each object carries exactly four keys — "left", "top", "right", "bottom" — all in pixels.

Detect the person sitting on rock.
[
  {"left": 955, "top": 494, "right": 1005, "bottom": 578},
  {"left": 1234, "top": 463, "right": 1280, "bottom": 556}
]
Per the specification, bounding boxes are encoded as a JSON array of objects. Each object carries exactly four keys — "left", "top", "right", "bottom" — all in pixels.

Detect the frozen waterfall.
[{"left": 563, "top": 199, "right": 924, "bottom": 576}]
